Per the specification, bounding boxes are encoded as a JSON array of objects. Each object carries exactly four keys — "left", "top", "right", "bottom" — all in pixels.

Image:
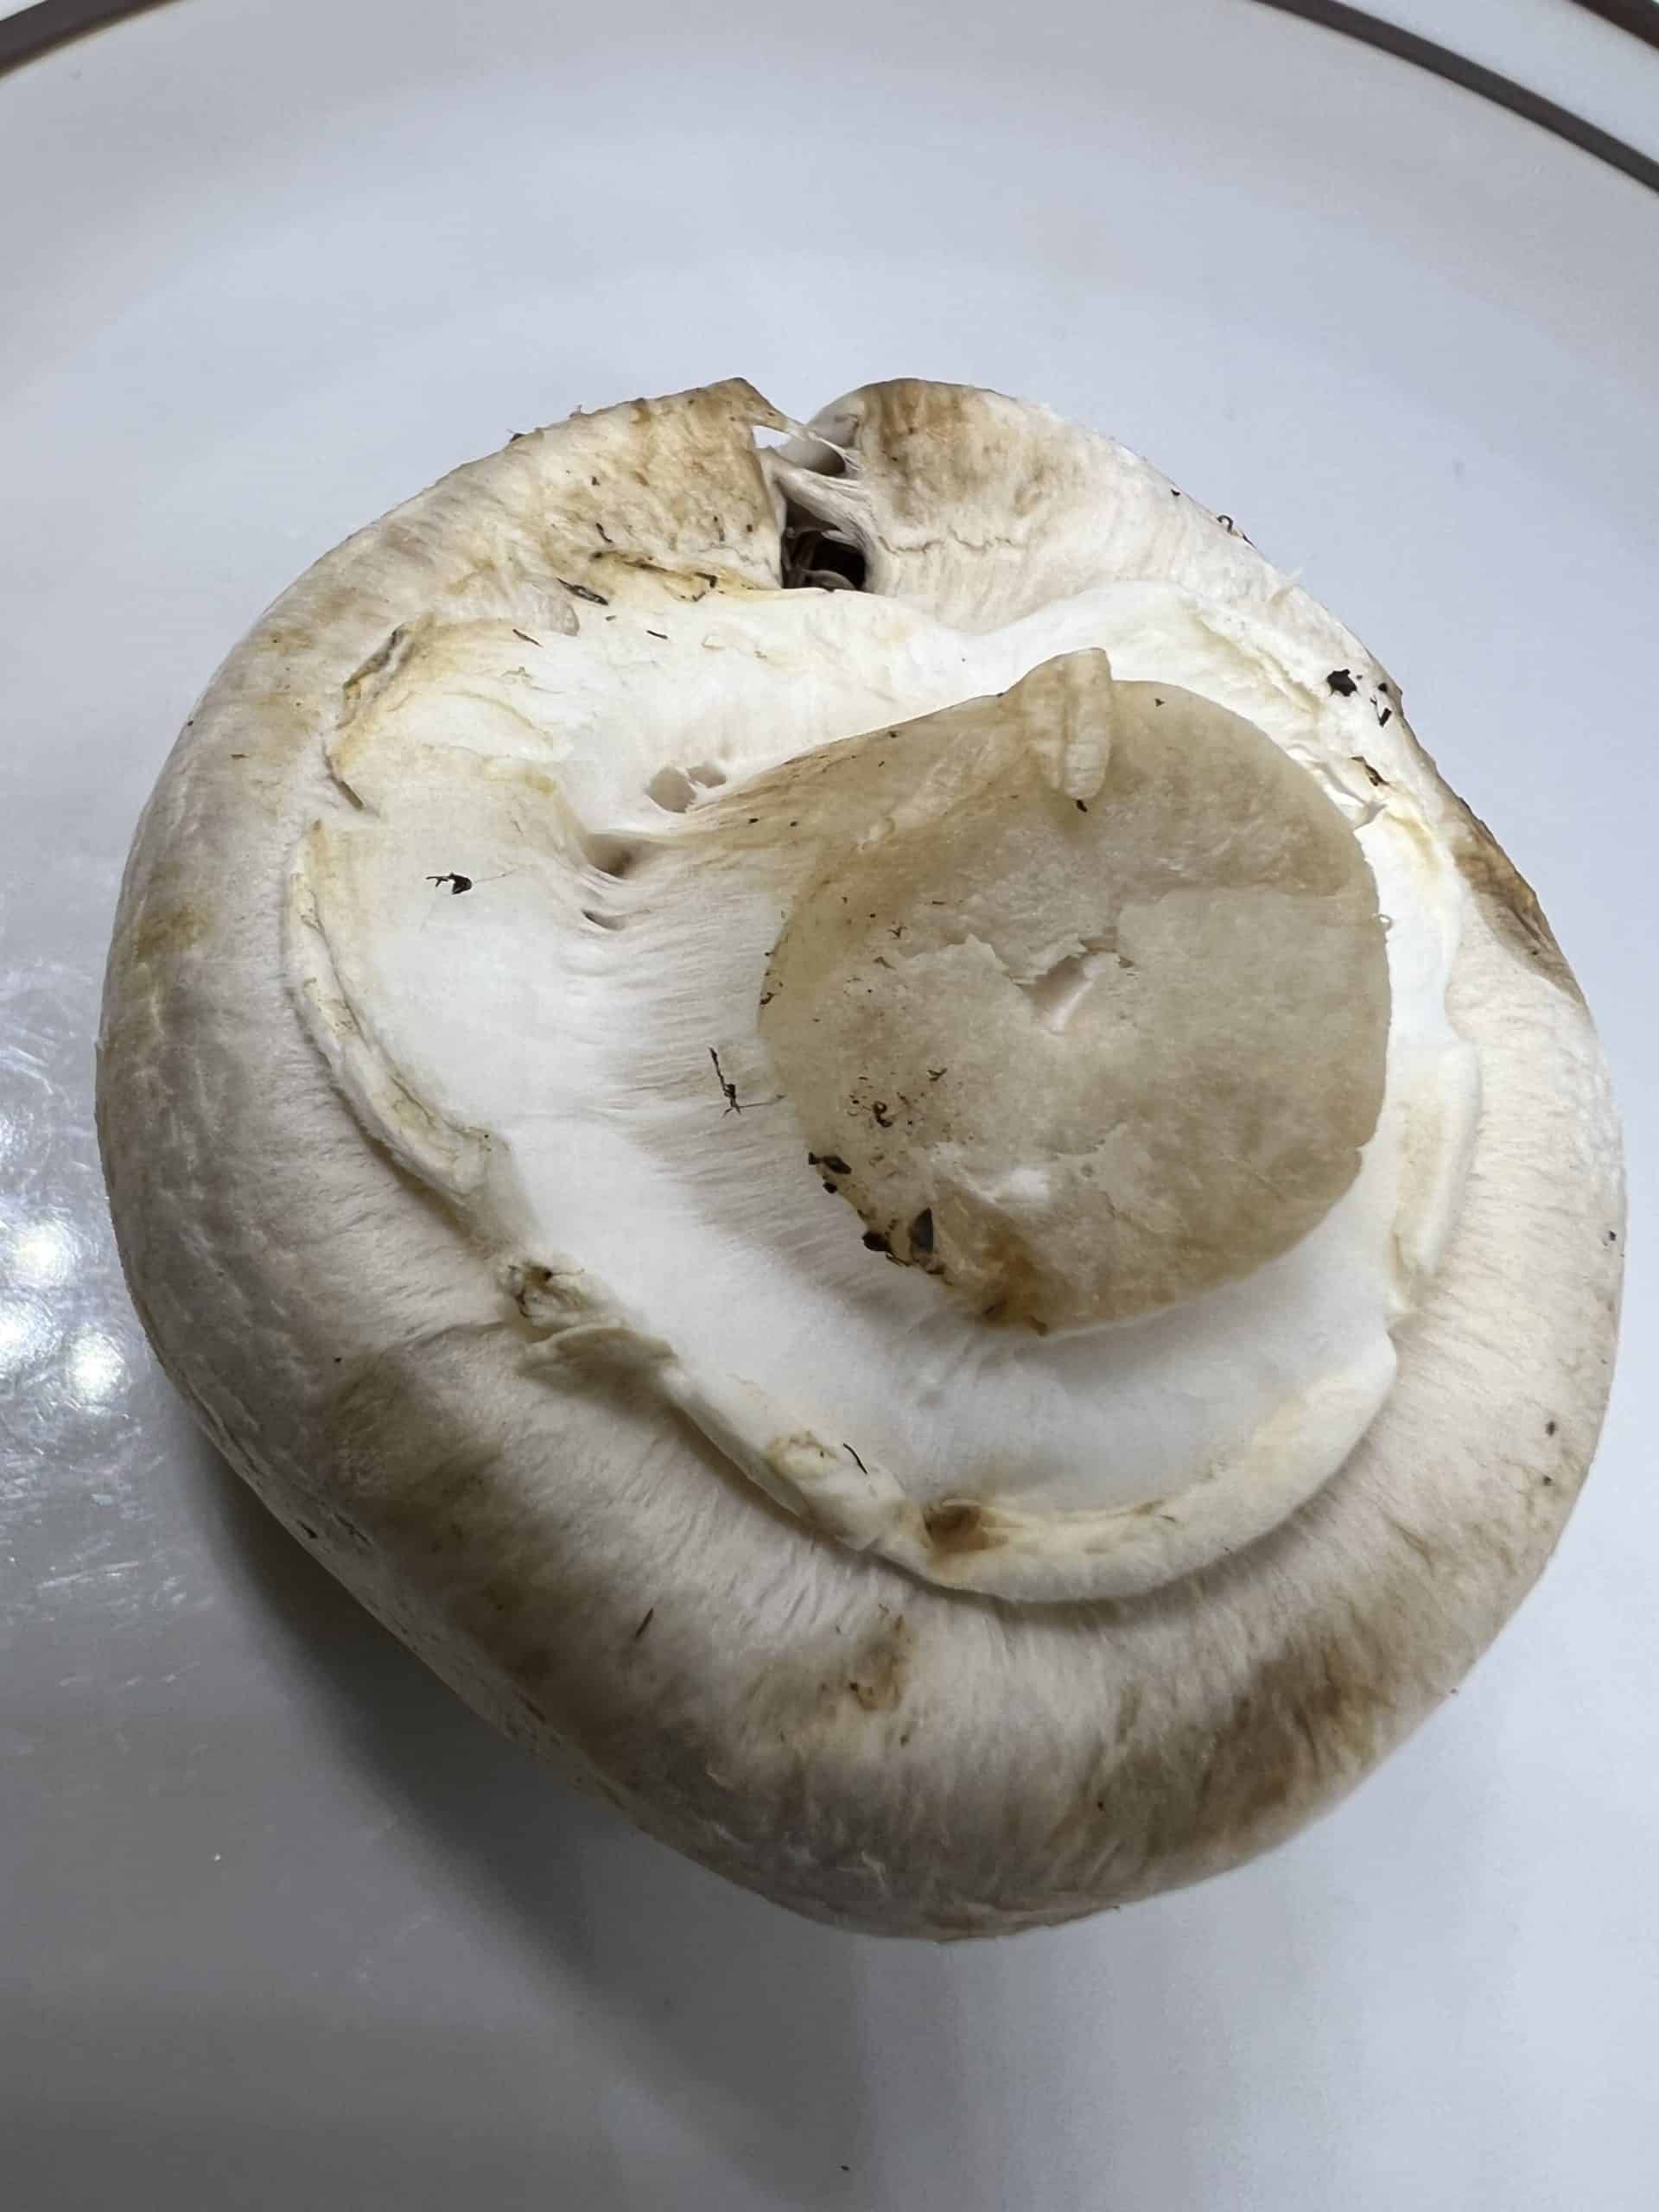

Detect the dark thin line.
[
  {"left": 0, "top": 0, "right": 178, "bottom": 78},
  {"left": 1253, "top": 0, "right": 1659, "bottom": 197},
  {"left": 1565, "top": 0, "right": 1659, "bottom": 55}
]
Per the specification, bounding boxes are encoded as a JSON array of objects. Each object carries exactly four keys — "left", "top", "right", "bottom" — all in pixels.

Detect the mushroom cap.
[{"left": 99, "top": 378, "right": 1624, "bottom": 1936}]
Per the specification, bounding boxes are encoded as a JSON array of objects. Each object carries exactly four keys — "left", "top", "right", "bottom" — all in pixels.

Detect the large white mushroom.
[{"left": 99, "top": 378, "right": 1624, "bottom": 1936}]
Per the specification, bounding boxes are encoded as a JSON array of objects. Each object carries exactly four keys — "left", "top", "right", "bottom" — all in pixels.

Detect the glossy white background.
[{"left": 3, "top": 3, "right": 1656, "bottom": 2206}]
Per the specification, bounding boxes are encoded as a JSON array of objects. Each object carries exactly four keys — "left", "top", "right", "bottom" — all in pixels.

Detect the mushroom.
[{"left": 99, "top": 378, "right": 1624, "bottom": 1936}]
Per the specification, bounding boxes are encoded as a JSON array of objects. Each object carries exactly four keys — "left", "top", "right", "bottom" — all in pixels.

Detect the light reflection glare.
[
  {"left": 9, "top": 1217, "right": 79, "bottom": 1290},
  {"left": 0, "top": 1300, "right": 56, "bottom": 1378},
  {"left": 66, "top": 1328, "right": 127, "bottom": 1406}
]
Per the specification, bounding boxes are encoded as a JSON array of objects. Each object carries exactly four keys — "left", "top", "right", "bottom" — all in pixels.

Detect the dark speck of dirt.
[{"left": 709, "top": 1047, "right": 741, "bottom": 1114}]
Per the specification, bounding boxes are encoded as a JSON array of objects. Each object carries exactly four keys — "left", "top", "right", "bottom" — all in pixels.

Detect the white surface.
[{"left": 3, "top": 3, "right": 1656, "bottom": 2206}]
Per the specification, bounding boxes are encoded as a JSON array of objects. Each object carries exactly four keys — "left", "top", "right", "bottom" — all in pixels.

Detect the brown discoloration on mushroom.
[
  {"left": 752, "top": 1610, "right": 914, "bottom": 1737},
  {"left": 923, "top": 1499, "right": 1004, "bottom": 1555},
  {"left": 325, "top": 1345, "right": 507, "bottom": 1547},
  {"left": 258, "top": 620, "right": 329, "bottom": 659},
  {"left": 342, "top": 623, "right": 410, "bottom": 704},
  {"left": 1040, "top": 1628, "right": 1396, "bottom": 1880},
  {"left": 1060, "top": 1629, "right": 1404, "bottom": 1897},
  {"left": 125, "top": 899, "right": 210, "bottom": 968},
  {"left": 1449, "top": 803, "right": 1585, "bottom": 1007},
  {"left": 825, "top": 378, "right": 1073, "bottom": 543},
  {"left": 1389, "top": 718, "right": 1584, "bottom": 1008},
  {"left": 948, "top": 1215, "right": 1052, "bottom": 1332},
  {"left": 845, "top": 1611, "right": 912, "bottom": 1713},
  {"left": 1193, "top": 1635, "right": 1398, "bottom": 1841}
]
